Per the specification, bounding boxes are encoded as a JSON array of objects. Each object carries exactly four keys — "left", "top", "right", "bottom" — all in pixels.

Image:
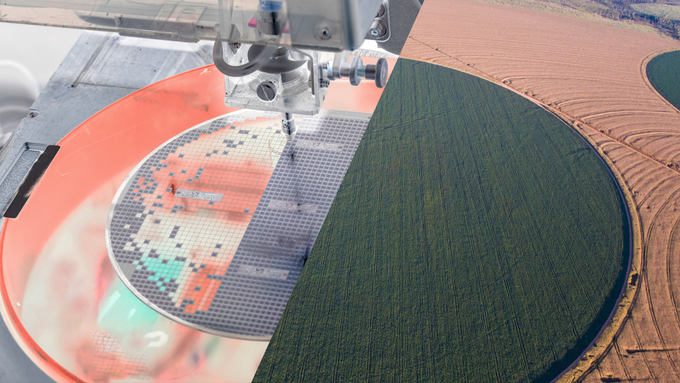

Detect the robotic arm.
[{"left": 0, "top": 0, "right": 394, "bottom": 141}]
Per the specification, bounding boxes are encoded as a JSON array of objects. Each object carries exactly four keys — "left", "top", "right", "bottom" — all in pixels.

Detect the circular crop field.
[
  {"left": 255, "top": 59, "right": 631, "bottom": 383},
  {"left": 647, "top": 50, "right": 680, "bottom": 111}
]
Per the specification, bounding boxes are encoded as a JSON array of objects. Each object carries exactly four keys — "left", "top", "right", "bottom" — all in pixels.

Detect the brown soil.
[{"left": 401, "top": 0, "right": 680, "bottom": 381}]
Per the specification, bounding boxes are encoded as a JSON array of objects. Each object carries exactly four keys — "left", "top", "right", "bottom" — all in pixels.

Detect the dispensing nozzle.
[{"left": 282, "top": 112, "right": 296, "bottom": 142}]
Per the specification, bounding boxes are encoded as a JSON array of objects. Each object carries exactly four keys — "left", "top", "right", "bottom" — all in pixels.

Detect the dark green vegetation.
[
  {"left": 254, "top": 59, "right": 630, "bottom": 382},
  {"left": 647, "top": 50, "right": 680, "bottom": 110}
]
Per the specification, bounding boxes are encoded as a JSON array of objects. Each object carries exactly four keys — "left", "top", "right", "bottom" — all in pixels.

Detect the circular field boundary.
[
  {"left": 546, "top": 113, "right": 640, "bottom": 383},
  {"left": 641, "top": 49, "right": 680, "bottom": 116},
  {"left": 468, "top": 74, "right": 639, "bottom": 383},
  {"left": 489, "top": 71, "right": 640, "bottom": 383},
  {"left": 397, "top": 53, "right": 641, "bottom": 383}
]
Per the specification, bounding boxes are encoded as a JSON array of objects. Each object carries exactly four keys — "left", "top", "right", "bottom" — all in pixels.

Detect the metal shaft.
[{"left": 282, "top": 112, "right": 296, "bottom": 142}]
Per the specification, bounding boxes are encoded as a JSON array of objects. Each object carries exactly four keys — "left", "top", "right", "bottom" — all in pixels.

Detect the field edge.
[
  {"left": 399, "top": 54, "right": 640, "bottom": 383},
  {"left": 641, "top": 49, "right": 680, "bottom": 115},
  {"left": 551, "top": 116, "right": 641, "bottom": 383}
]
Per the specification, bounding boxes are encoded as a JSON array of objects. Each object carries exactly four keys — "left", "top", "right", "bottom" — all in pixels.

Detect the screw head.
[
  {"left": 368, "top": 19, "right": 387, "bottom": 39},
  {"left": 315, "top": 23, "right": 332, "bottom": 40},
  {"left": 256, "top": 81, "right": 277, "bottom": 102}
]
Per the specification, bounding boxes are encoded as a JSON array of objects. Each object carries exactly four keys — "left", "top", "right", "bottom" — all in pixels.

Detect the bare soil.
[{"left": 401, "top": 0, "right": 680, "bottom": 380}]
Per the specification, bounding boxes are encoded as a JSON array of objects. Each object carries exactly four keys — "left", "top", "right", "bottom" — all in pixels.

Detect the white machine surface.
[{"left": 0, "top": 0, "right": 421, "bottom": 379}]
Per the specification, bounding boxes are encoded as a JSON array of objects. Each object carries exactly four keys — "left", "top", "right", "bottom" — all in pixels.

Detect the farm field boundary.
[
  {"left": 399, "top": 0, "right": 680, "bottom": 379},
  {"left": 254, "top": 58, "right": 632, "bottom": 383},
  {"left": 399, "top": 52, "right": 641, "bottom": 383},
  {"left": 542, "top": 111, "right": 641, "bottom": 383},
  {"left": 642, "top": 50, "right": 680, "bottom": 115}
]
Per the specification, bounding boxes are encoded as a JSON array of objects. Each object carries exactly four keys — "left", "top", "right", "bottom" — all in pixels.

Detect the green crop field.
[
  {"left": 647, "top": 50, "right": 680, "bottom": 110},
  {"left": 254, "top": 59, "right": 630, "bottom": 383}
]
